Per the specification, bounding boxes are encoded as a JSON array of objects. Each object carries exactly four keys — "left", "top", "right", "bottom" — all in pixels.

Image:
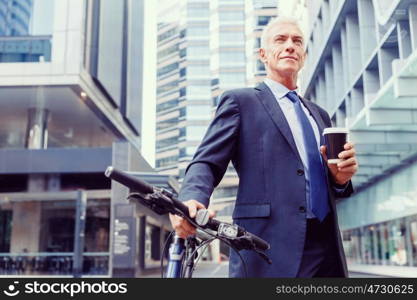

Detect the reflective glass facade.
[
  {"left": 0, "top": 0, "right": 53, "bottom": 62},
  {"left": 0, "top": 0, "right": 148, "bottom": 277},
  {"left": 156, "top": 0, "right": 211, "bottom": 177},
  {"left": 302, "top": 0, "right": 417, "bottom": 273},
  {"left": 156, "top": 1, "right": 279, "bottom": 221}
]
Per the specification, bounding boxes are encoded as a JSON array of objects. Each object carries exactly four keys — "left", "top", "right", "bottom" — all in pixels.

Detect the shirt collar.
[{"left": 264, "top": 78, "right": 298, "bottom": 100}]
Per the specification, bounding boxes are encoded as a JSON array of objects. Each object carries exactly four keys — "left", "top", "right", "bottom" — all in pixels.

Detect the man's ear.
[{"left": 259, "top": 48, "right": 267, "bottom": 64}]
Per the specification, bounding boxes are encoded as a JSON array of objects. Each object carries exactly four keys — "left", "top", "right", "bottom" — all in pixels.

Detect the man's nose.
[
  {"left": 285, "top": 45, "right": 295, "bottom": 53},
  {"left": 284, "top": 41, "right": 295, "bottom": 52}
]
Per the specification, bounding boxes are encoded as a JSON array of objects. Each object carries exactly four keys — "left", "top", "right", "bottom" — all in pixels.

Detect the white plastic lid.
[{"left": 322, "top": 127, "right": 348, "bottom": 135}]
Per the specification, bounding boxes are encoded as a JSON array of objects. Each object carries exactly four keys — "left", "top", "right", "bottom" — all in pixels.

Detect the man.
[{"left": 170, "top": 17, "right": 358, "bottom": 277}]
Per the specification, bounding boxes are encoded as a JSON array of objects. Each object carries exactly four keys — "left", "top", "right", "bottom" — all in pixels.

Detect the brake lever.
[
  {"left": 255, "top": 249, "right": 272, "bottom": 265},
  {"left": 229, "top": 235, "right": 272, "bottom": 265}
]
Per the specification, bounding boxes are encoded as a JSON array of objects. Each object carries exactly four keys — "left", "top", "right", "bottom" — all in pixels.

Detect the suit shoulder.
[
  {"left": 304, "top": 98, "right": 330, "bottom": 117},
  {"left": 219, "top": 88, "right": 257, "bottom": 105}
]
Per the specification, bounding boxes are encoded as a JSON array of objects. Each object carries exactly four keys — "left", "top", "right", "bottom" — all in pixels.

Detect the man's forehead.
[{"left": 268, "top": 22, "right": 304, "bottom": 38}]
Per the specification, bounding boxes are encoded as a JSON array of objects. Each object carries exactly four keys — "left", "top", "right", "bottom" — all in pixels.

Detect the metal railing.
[{"left": 0, "top": 252, "right": 109, "bottom": 276}]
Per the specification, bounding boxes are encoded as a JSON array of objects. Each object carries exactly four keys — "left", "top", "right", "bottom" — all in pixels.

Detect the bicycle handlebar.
[
  {"left": 105, "top": 166, "right": 270, "bottom": 252},
  {"left": 105, "top": 167, "right": 154, "bottom": 194}
]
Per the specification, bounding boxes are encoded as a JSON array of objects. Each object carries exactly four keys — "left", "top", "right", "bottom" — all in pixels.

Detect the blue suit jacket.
[{"left": 178, "top": 82, "right": 353, "bottom": 277}]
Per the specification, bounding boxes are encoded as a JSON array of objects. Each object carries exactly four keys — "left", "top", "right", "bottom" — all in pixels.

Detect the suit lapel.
[{"left": 255, "top": 82, "right": 303, "bottom": 163}]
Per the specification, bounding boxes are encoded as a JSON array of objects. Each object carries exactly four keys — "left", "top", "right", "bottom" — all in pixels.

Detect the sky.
[
  {"left": 141, "top": 0, "right": 157, "bottom": 167},
  {"left": 140, "top": 0, "right": 297, "bottom": 168},
  {"left": 31, "top": 0, "right": 54, "bottom": 35}
]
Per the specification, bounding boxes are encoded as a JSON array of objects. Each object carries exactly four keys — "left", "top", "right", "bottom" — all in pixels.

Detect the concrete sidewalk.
[
  {"left": 348, "top": 264, "right": 417, "bottom": 278},
  {"left": 142, "top": 261, "right": 407, "bottom": 278}
]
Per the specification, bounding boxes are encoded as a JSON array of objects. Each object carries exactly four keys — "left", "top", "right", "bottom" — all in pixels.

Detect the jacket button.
[
  {"left": 297, "top": 169, "right": 304, "bottom": 176},
  {"left": 299, "top": 206, "right": 306, "bottom": 213}
]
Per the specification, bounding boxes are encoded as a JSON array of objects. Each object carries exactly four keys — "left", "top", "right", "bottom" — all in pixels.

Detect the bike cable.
[{"left": 160, "top": 230, "right": 175, "bottom": 278}]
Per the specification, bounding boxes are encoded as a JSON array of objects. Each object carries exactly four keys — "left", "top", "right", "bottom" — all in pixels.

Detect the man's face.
[{"left": 260, "top": 22, "right": 306, "bottom": 77}]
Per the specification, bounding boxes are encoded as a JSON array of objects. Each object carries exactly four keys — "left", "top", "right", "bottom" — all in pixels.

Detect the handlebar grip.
[
  {"left": 245, "top": 232, "right": 270, "bottom": 251},
  {"left": 105, "top": 166, "right": 154, "bottom": 194},
  {"left": 171, "top": 198, "right": 191, "bottom": 217}
]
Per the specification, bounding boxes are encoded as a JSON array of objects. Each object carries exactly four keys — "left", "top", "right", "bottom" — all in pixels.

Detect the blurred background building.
[
  {"left": 2, "top": 0, "right": 416, "bottom": 278},
  {"left": 156, "top": 0, "right": 279, "bottom": 216},
  {"left": 156, "top": 0, "right": 417, "bottom": 277},
  {"left": 0, "top": 0, "right": 175, "bottom": 277},
  {"left": 300, "top": 0, "right": 417, "bottom": 277},
  {"left": 156, "top": 0, "right": 279, "bottom": 259}
]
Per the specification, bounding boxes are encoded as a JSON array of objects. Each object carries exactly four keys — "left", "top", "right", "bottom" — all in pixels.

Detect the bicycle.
[{"left": 105, "top": 166, "right": 272, "bottom": 278}]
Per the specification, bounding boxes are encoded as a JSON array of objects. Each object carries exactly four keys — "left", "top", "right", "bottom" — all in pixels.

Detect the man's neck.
[{"left": 266, "top": 72, "right": 298, "bottom": 90}]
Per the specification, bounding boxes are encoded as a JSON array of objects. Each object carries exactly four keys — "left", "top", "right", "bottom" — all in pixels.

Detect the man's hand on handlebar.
[{"left": 169, "top": 199, "right": 215, "bottom": 239}]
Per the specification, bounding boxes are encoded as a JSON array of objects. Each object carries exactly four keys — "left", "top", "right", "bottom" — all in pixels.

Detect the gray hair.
[{"left": 260, "top": 16, "right": 304, "bottom": 49}]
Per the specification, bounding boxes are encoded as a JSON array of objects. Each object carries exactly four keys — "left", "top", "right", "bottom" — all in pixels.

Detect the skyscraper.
[
  {"left": 156, "top": 0, "right": 211, "bottom": 179},
  {"left": 0, "top": 0, "right": 32, "bottom": 36}
]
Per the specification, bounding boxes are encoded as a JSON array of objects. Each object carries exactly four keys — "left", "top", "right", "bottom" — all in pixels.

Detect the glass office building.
[
  {"left": 156, "top": 1, "right": 279, "bottom": 261},
  {"left": 156, "top": 0, "right": 212, "bottom": 178},
  {"left": 156, "top": 0, "right": 279, "bottom": 219},
  {"left": 0, "top": 0, "right": 160, "bottom": 277},
  {"left": 300, "top": 0, "right": 417, "bottom": 275}
]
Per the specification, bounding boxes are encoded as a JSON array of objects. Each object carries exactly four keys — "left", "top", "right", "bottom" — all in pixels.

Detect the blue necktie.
[{"left": 286, "top": 91, "right": 330, "bottom": 222}]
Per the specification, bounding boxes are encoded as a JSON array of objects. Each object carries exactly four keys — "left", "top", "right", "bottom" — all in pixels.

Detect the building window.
[
  {"left": 187, "top": 45, "right": 209, "bottom": 58},
  {"left": 186, "top": 85, "right": 211, "bottom": 99},
  {"left": 219, "top": 52, "right": 245, "bottom": 65},
  {"left": 156, "top": 155, "right": 179, "bottom": 168},
  {"left": 187, "top": 26, "right": 209, "bottom": 37},
  {"left": 187, "top": 126, "right": 207, "bottom": 140},
  {"left": 157, "top": 117, "right": 178, "bottom": 131},
  {"left": 388, "top": 219, "right": 408, "bottom": 266},
  {"left": 157, "top": 62, "right": 179, "bottom": 77},
  {"left": 255, "top": 37, "right": 261, "bottom": 48},
  {"left": 213, "top": 186, "right": 238, "bottom": 199},
  {"left": 156, "top": 136, "right": 178, "bottom": 150},
  {"left": 219, "top": 31, "right": 245, "bottom": 45},
  {"left": 219, "top": 11, "right": 244, "bottom": 22},
  {"left": 187, "top": 64, "right": 210, "bottom": 77},
  {"left": 219, "top": 73, "right": 245, "bottom": 86},
  {"left": 156, "top": 99, "right": 178, "bottom": 113},
  {"left": 158, "top": 27, "right": 178, "bottom": 43},
  {"left": 0, "top": 0, "right": 54, "bottom": 63},
  {"left": 187, "top": 7, "right": 209, "bottom": 18},
  {"left": 257, "top": 16, "right": 272, "bottom": 26},
  {"left": 179, "top": 127, "right": 186, "bottom": 137},
  {"left": 179, "top": 107, "right": 186, "bottom": 117},
  {"left": 157, "top": 44, "right": 179, "bottom": 60},
  {"left": 179, "top": 87, "right": 186, "bottom": 97},
  {"left": 342, "top": 216, "right": 416, "bottom": 267},
  {"left": 410, "top": 217, "right": 417, "bottom": 266},
  {"left": 157, "top": 80, "right": 178, "bottom": 95},
  {"left": 256, "top": 59, "right": 266, "bottom": 72},
  {"left": 187, "top": 105, "right": 211, "bottom": 120}
]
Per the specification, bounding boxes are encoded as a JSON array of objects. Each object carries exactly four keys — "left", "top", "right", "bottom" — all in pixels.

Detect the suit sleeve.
[{"left": 178, "top": 91, "right": 240, "bottom": 207}]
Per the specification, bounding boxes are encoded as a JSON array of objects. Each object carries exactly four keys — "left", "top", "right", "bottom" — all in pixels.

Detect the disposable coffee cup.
[{"left": 323, "top": 128, "right": 348, "bottom": 164}]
